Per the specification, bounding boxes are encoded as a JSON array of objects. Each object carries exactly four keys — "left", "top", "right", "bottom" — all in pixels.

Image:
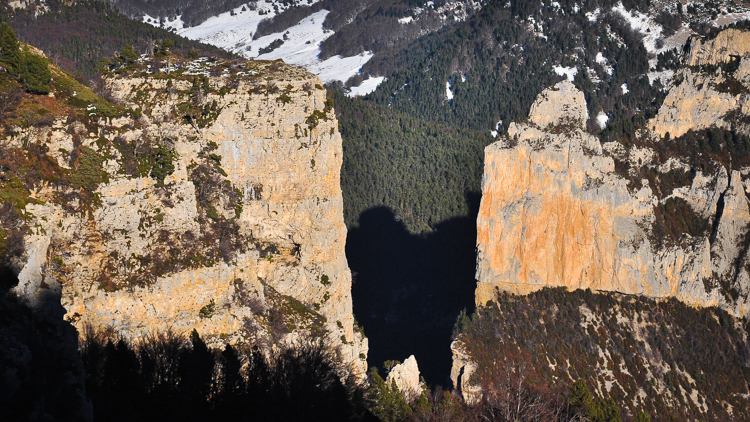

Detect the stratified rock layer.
[
  {"left": 475, "top": 80, "right": 750, "bottom": 317},
  {"left": 7, "top": 60, "right": 367, "bottom": 373}
]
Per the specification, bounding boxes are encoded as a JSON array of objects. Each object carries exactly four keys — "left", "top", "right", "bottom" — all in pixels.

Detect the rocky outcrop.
[
  {"left": 651, "top": 29, "right": 750, "bottom": 138},
  {"left": 685, "top": 28, "right": 750, "bottom": 67},
  {"left": 3, "top": 58, "right": 367, "bottom": 374},
  {"left": 449, "top": 341, "right": 480, "bottom": 404},
  {"left": 385, "top": 355, "right": 423, "bottom": 402},
  {"left": 475, "top": 80, "right": 750, "bottom": 316}
]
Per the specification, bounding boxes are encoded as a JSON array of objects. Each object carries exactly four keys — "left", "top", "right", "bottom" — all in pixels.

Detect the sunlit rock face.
[
  {"left": 651, "top": 28, "right": 750, "bottom": 139},
  {"left": 386, "top": 355, "right": 424, "bottom": 402},
  {"left": 8, "top": 60, "right": 366, "bottom": 375},
  {"left": 475, "top": 78, "right": 750, "bottom": 317}
]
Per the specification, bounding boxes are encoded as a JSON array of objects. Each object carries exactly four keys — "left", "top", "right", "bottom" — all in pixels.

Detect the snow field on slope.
[
  {"left": 553, "top": 66, "right": 577, "bottom": 81},
  {"left": 250, "top": 10, "right": 374, "bottom": 84},
  {"left": 348, "top": 77, "right": 386, "bottom": 97},
  {"left": 177, "top": 0, "right": 316, "bottom": 51},
  {"left": 172, "top": 3, "right": 380, "bottom": 90}
]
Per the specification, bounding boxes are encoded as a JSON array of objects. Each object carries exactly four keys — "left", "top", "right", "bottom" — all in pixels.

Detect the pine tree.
[
  {"left": 366, "top": 367, "right": 412, "bottom": 422},
  {"left": 20, "top": 53, "right": 51, "bottom": 94},
  {"left": 119, "top": 45, "right": 138, "bottom": 65},
  {"left": 0, "top": 22, "right": 22, "bottom": 77}
]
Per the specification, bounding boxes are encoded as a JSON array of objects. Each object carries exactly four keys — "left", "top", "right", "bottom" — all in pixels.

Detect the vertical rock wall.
[
  {"left": 7, "top": 59, "right": 367, "bottom": 373},
  {"left": 475, "top": 80, "right": 750, "bottom": 317}
]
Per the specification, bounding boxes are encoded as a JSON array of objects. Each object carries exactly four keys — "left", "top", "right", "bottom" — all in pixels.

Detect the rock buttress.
[{"left": 6, "top": 58, "right": 367, "bottom": 375}]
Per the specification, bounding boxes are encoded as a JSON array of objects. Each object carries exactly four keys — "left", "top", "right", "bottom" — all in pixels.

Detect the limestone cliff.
[
  {"left": 651, "top": 28, "right": 750, "bottom": 138},
  {"left": 475, "top": 79, "right": 750, "bottom": 317},
  {"left": 1, "top": 56, "right": 366, "bottom": 373},
  {"left": 385, "top": 355, "right": 424, "bottom": 402}
]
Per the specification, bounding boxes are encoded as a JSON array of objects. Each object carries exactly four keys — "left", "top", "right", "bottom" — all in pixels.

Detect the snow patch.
[
  {"left": 712, "top": 10, "right": 750, "bottom": 27},
  {"left": 596, "top": 112, "right": 608, "bottom": 129},
  {"left": 554, "top": 65, "right": 577, "bottom": 81},
  {"left": 347, "top": 77, "right": 386, "bottom": 97},
  {"left": 144, "top": 13, "right": 184, "bottom": 31},
  {"left": 647, "top": 69, "right": 674, "bottom": 86},
  {"left": 490, "top": 120, "right": 502, "bottom": 138},
  {"left": 308, "top": 52, "right": 375, "bottom": 84},
  {"left": 586, "top": 8, "right": 600, "bottom": 22},
  {"left": 398, "top": 16, "right": 414, "bottom": 24},
  {"left": 611, "top": 1, "right": 664, "bottom": 54},
  {"left": 621, "top": 83, "right": 629, "bottom": 94},
  {"left": 446, "top": 80, "right": 454, "bottom": 100},
  {"left": 595, "top": 52, "right": 613, "bottom": 75}
]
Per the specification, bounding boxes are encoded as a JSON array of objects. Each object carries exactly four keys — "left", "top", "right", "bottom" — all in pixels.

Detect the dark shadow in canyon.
[
  {"left": 347, "top": 194, "right": 480, "bottom": 386},
  {"left": 0, "top": 267, "right": 91, "bottom": 421}
]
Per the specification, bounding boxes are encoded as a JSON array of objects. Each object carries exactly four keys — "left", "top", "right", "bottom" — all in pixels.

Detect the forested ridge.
[
  {"left": 364, "top": 0, "right": 655, "bottom": 134},
  {"left": 455, "top": 288, "right": 750, "bottom": 421},
  {"left": 334, "top": 89, "right": 491, "bottom": 232},
  {"left": 330, "top": 0, "right": 663, "bottom": 233}
]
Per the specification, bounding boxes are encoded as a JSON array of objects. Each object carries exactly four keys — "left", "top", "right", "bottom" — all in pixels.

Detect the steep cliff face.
[
  {"left": 651, "top": 28, "right": 750, "bottom": 138},
  {"left": 475, "top": 77, "right": 750, "bottom": 317},
  {"left": 2, "top": 56, "right": 366, "bottom": 373}
]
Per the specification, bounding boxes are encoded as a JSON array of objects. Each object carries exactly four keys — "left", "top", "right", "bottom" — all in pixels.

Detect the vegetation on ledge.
[{"left": 454, "top": 287, "right": 750, "bottom": 421}]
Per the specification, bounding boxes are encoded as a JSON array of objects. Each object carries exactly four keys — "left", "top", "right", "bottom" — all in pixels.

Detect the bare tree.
[
  {"left": 0, "top": 86, "right": 23, "bottom": 122},
  {"left": 480, "top": 361, "right": 556, "bottom": 422}
]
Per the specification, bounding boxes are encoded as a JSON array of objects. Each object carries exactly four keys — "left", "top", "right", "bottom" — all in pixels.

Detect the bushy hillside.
[
  {"left": 4, "top": 0, "right": 233, "bottom": 79},
  {"left": 454, "top": 288, "right": 750, "bottom": 421},
  {"left": 80, "top": 329, "right": 372, "bottom": 422}
]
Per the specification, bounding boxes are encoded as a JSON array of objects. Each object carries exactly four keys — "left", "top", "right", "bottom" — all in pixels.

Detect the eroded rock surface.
[
  {"left": 476, "top": 80, "right": 750, "bottom": 317},
  {"left": 4, "top": 59, "right": 367, "bottom": 374},
  {"left": 385, "top": 355, "right": 423, "bottom": 402}
]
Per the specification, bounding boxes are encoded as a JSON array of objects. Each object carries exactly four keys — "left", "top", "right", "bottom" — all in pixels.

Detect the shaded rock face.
[
  {"left": 651, "top": 29, "right": 750, "bottom": 138},
  {"left": 385, "top": 355, "right": 423, "bottom": 402},
  {"left": 7, "top": 61, "right": 366, "bottom": 374},
  {"left": 475, "top": 79, "right": 750, "bottom": 317}
]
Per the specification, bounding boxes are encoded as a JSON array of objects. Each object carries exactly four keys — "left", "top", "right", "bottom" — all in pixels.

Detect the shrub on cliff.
[
  {"left": 0, "top": 23, "right": 51, "bottom": 94},
  {"left": 453, "top": 288, "right": 750, "bottom": 420},
  {"left": 19, "top": 53, "right": 52, "bottom": 94}
]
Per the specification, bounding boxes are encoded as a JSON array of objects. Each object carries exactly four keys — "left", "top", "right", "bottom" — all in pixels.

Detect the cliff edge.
[
  {"left": 1, "top": 54, "right": 367, "bottom": 373},
  {"left": 476, "top": 77, "right": 750, "bottom": 316}
]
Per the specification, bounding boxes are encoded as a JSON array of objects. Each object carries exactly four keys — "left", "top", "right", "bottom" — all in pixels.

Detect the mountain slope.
[
  {"left": 452, "top": 287, "right": 750, "bottom": 420},
  {"left": 5, "top": 0, "right": 233, "bottom": 79}
]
